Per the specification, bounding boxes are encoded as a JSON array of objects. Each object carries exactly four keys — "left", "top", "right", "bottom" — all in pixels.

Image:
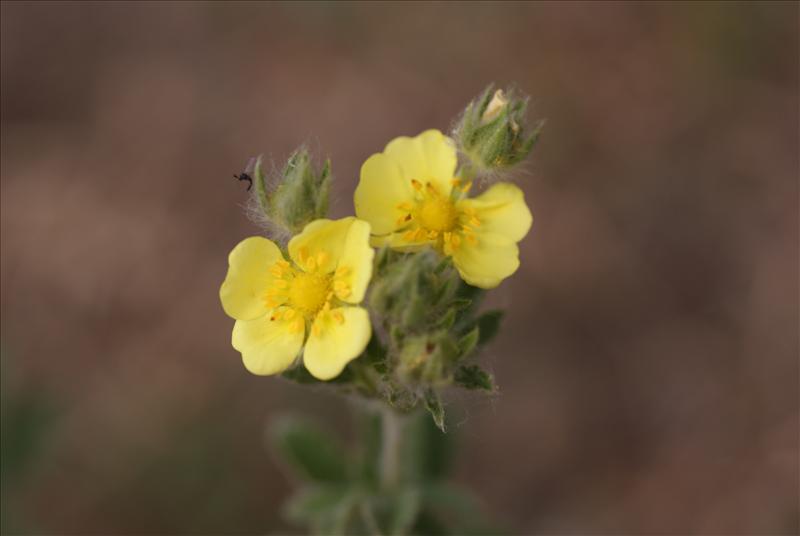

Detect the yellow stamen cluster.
[
  {"left": 263, "top": 250, "right": 354, "bottom": 335},
  {"left": 395, "top": 178, "right": 481, "bottom": 255}
]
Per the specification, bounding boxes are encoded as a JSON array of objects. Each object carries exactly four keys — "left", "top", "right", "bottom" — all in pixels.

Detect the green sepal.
[
  {"left": 453, "top": 365, "right": 494, "bottom": 392},
  {"left": 458, "top": 327, "right": 480, "bottom": 358},
  {"left": 423, "top": 389, "right": 446, "bottom": 433}
]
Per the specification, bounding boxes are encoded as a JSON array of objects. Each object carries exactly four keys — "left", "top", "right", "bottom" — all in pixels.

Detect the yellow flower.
[
  {"left": 354, "top": 129, "right": 532, "bottom": 289},
  {"left": 219, "top": 217, "right": 374, "bottom": 380}
]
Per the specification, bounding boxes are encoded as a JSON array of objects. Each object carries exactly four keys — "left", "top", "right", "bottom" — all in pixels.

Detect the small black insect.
[{"left": 233, "top": 172, "right": 252, "bottom": 191}]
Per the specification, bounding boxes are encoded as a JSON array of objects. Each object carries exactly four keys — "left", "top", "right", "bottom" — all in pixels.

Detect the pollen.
[
  {"left": 418, "top": 197, "right": 457, "bottom": 232},
  {"left": 286, "top": 272, "right": 331, "bottom": 315}
]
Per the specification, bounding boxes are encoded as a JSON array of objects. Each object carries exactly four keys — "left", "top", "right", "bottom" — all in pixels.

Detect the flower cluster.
[{"left": 220, "top": 86, "right": 541, "bottom": 424}]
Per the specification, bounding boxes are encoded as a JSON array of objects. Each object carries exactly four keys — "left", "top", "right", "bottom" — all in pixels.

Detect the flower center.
[
  {"left": 288, "top": 272, "right": 331, "bottom": 315},
  {"left": 395, "top": 179, "right": 482, "bottom": 254},
  {"left": 418, "top": 198, "right": 457, "bottom": 232}
]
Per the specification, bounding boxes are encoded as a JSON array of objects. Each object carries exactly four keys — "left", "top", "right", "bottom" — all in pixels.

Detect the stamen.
[
  {"left": 274, "top": 279, "right": 289, "bottom": 289},
  {"left": 461, "top": 181, "right": 473, "bottom": 193},
  {"left": 450, "top": 178, "right": 461, "bottom": 187},
  {"left": 411, "top": 179, "right": 423, "bottom": 191},
  {"left": 333, "top": 311, "right": 345, "bottom": 324},
  {"left": 425, "top": 183, "right": 438, "bottom": 196},
  {"left": 427, "top": 230, "right": 439, "bottom": 239},
  {"left": 312, "top": 321, "right": 322, "bottom": 337},
  {"left": 469, "top": 216, "right": 481, "bottom": 227},
  {"left": 335, "top": 266, "right": 351, "bottom": 277},
  {"left": 397, "top": 202, "right": 413, "bottom": 211},
  {"left": 317, "top": 251, "right": 329, "bottom": 267}
]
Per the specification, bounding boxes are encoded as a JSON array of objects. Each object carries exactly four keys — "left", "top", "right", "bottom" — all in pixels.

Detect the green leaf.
[
  {"left": 458, "top": 327, "right": 480, "bottom": 358},
  {"left": 453, "top": 365, "right": 494, "bottom": 391},
  {"left": 271, "top": 416, "right": 349, "bottom": 483},
  {"left": 423, "top": 389, "right": 446, "bottom": 433}
]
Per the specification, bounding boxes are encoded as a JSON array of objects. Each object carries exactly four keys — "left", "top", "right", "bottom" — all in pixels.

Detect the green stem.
[{"left": 380, "top": 407, "right": 402, "bottom": 490}]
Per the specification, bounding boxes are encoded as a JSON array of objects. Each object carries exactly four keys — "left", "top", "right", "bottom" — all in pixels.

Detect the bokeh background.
[{"left": 1, "top": 1, "right": 798, "bottom": 534}]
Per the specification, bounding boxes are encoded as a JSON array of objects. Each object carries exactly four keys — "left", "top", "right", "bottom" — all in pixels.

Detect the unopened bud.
[
  {"left": 454, "top": 84, "right": 544, "bottom": 174},
  {"left": 252, "top": 148, "right": 331, "bottom": 235}
]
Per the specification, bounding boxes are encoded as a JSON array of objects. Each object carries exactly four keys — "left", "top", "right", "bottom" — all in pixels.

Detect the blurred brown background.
[{"left": 1, "top": 1, "right": 798, "bottom": 534}]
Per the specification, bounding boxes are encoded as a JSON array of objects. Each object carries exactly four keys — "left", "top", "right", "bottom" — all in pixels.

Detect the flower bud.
[
  {"left": 369, "top": 250, "right": 462, "bottom": 332},
  {"left": 251, "top": 148, "right": 331, "bottom": 235},
  {"left": 396, "top": 331, "right": 459, "bottom": 386},
  {"left": 453, "top": 84, "right": 544, "bottom": 174}
]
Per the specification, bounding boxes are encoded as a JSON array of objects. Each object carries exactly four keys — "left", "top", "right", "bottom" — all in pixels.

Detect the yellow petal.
[
  {"left": 459, "top": 182, "right": 532, "bottom": 243},
  {"left": 355, "top": 153, "right": 415, "bottom": 235},
  {"left": 231, "top": 313, "right": 304, "bottom": 376},
  {"left": 451, "top": 232, "right": 521, "bottom": 289},
  {"left": 335, "top": 219, "right": 374, "bottom": 304},
  {"left": 382, "top": 129, "right": 457, "bottom": 197},
  {"left": 288, "top": 217, "right": 359, "bottom": 273},
  {"left": 220, "top": 236, "right": 284, "bottom": 320},
  {"left": 303, "top": 307, "right": 371, "bottom": 380},
  {"left": 369, "top": 231, "right": 430, "bottom": 252}
]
